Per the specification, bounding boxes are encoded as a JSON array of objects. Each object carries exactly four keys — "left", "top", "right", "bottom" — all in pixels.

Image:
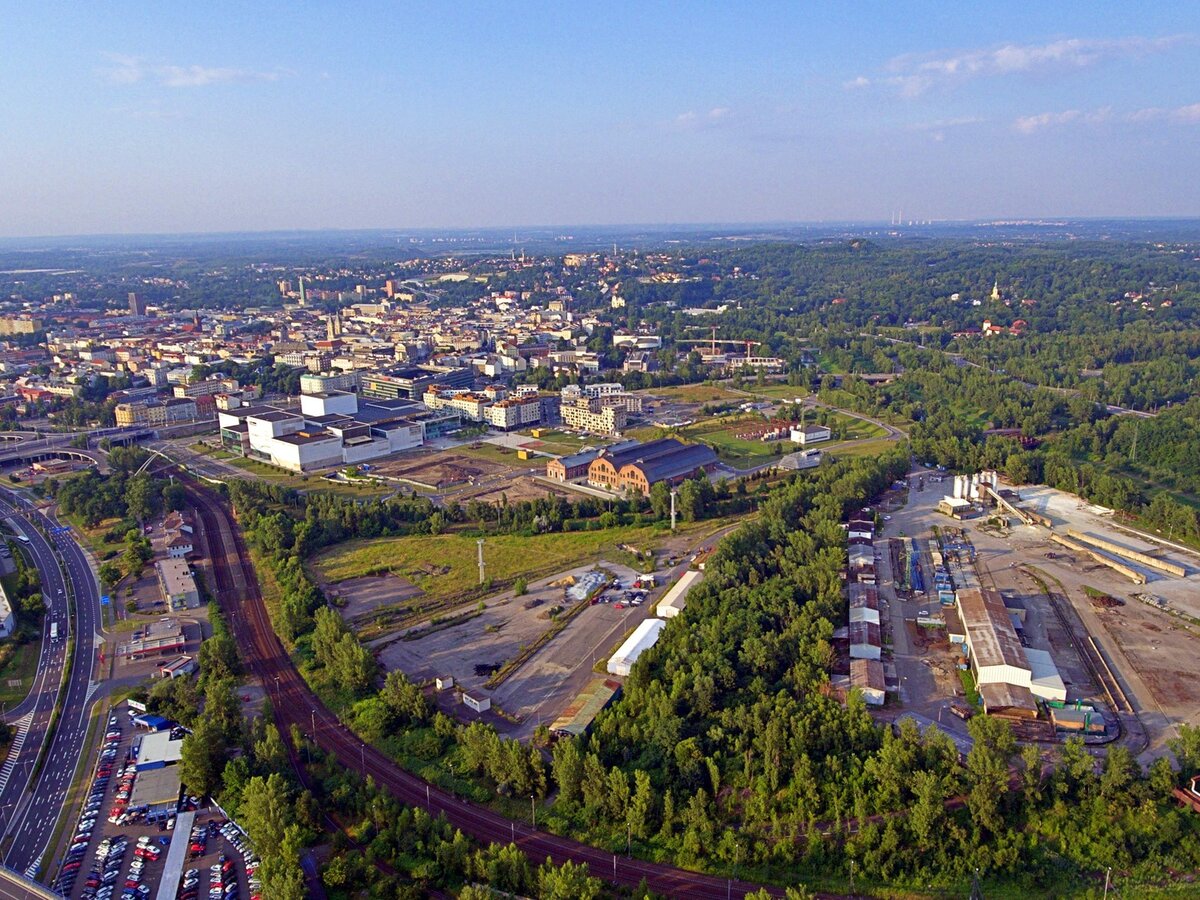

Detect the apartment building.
[
  {"left": 482, "top": 394, "right": 543, "bottom": 431},
  {"left": 560, "top": 397, "right": 626, "bottom": 436}
]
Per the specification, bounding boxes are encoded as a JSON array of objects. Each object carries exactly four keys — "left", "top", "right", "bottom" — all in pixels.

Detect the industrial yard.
[
  {"left": 315, "top": 520, "right": 728, "bottom": 740},
  {"left": 878, "top": 468, "right": 1200, "bottom": 759}
]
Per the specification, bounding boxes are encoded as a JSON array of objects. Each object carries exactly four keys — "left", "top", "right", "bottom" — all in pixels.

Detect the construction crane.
[
  {"left": 678, "top": 324, "right": 763, "bottom": 358},
  {"left": 676, "top": 337, "right": 763, "bottom": 359}
]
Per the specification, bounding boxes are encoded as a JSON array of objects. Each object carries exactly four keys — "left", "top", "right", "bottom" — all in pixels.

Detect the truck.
[{"left": 50, "top": 621, "right": 59, "bottom": 642}]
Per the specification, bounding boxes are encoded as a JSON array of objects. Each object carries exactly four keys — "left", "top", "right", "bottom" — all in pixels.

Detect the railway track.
[{"left": 183, "top": 481, "right": 802, "bottom": 899}]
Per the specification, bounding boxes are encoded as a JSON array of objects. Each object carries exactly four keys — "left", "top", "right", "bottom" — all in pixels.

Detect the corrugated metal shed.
[{"left": 550, "top": 678, "right": 622, "bottom": 737}]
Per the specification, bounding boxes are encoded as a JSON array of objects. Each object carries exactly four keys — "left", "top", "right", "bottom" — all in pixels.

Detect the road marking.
[{"left": 0, "top": 713, "right": 33, "bottom": 795}]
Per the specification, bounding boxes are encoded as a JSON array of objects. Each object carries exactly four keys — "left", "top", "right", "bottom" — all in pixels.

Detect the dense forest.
[{"left": 224, "top": 443, "right": 1200, "bottom": 896}]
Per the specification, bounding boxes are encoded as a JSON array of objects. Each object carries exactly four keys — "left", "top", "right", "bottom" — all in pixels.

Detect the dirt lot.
[
  {"left": 370, "top": 450, "right": 518, "bottom": 488},
  {"left": 374, "top": 564, "right": 638, "bottom": 696},
  {"left": 326, "top": 573, "right": 425, "bottom": 623},
  {"left": 454, "top": 475, "right": 575, "bottom": 505}
]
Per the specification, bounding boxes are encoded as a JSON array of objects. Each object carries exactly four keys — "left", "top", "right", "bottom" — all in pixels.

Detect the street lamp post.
[{"left": 530, "top": 794, "right": 536, "bottom": 829}]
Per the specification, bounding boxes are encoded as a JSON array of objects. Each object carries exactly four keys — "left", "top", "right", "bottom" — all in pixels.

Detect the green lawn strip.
[
  {"left": 0, "top": 638, "right": 39, "bottom": 706},
  {"left": 826, "top": 438, "right": 899, "bottom": 459},
  {"left": 959, "top": 668, "right": 980, "bottom": 707}
]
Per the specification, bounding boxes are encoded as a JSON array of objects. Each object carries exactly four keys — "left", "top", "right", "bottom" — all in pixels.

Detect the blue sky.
[{"left": 2, "top": 2, "right": 1199, "bottom": 235}]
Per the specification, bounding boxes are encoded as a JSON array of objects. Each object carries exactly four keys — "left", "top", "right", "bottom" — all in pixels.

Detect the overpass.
[
  {"left": 0, "top": 445, "right": 108, "bottom": 474},
  {"left": 0, "top": 867, "right": 56, "bottom": 899}
]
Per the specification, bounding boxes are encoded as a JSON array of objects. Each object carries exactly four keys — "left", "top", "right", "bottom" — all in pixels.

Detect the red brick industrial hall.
[{"left": 586, "top": 438, "right": 718, "bottom": 495}]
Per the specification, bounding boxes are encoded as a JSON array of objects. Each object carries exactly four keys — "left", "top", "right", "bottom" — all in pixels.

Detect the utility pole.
[
  {"left": 530, "top": 794, "right": 536, "bottom": 829},
  {"left": 1103, "top": 867, "right": 1112, "bottom": 900},
  {"left": 477, "top": 538, "right": 485, "bottom": 586},
  {"left": 670, "top": 490, "right": 677, "bottom": 532}
]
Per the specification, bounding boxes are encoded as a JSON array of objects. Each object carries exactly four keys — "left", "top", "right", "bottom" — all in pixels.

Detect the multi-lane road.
[{"left": 0, "top": 491, "right": 103, "bottom": 881}]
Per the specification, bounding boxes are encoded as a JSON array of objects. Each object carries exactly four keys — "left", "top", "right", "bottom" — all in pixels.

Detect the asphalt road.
[{"left": 0, "top": 492, "right": 102, "bottom": 881}]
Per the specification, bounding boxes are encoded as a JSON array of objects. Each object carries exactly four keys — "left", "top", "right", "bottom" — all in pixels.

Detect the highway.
[
  {"left": 0, "top": 491, "right": 103, "bottom": 882},
  {"left": 185, "top": 480, "right": 808, "bottom": 899}
]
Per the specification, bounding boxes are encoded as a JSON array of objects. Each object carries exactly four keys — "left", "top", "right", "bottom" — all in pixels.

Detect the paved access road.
[{"left": 0, "top": 492, "right": 103, "bottom": 881}]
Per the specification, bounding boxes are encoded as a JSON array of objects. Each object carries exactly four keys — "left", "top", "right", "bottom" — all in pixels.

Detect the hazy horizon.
[{"left": 4, "top": 3, "right": 1199, "bottom": 236}]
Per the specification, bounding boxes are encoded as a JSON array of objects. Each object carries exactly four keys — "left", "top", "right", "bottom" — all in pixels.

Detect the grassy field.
[
  {"left": 641, "top": 384, "right": 744, "bottom": 404},
  {"left": 453, "top": 442, "right": 533, "bottom": 468},
  {"left": 826, "top": 438, "right": 897, "bottom": 459},
  {"left": 0, "top": 638, "right": 38, "bottom": 705},
  {"left": 312, "top": 522, "right": 711, "bottom": 598},
  {"left": 678, "top": 415, "right": 789, "bottom": 467},
  {"left": 512, "top": 430, "right": 598, "bottom": 455},
  {"left": 738, "top": 383, "right": 810, "bottom": 401}
]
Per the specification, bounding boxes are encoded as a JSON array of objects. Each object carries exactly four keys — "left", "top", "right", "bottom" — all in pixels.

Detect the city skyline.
[{"left": 3, "top": 2, "right": 1200, "bottom": 236}]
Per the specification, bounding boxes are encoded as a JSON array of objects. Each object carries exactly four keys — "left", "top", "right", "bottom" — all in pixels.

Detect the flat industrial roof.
[
  {"left": 137, "top": 730, "right": 184, "bottom": 768},
  {"left": 155, "top": 559, "right": 195, "bottom": 596},
  {"left": 129, "top": 765, "right": 181, "bottom": 808},
  {"left": 154, "top": 810, "right": 195, "bottom": 900}
]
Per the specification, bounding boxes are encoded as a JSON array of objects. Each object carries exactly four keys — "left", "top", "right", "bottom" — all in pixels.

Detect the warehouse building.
[
  {"left": 956, "top": 588, "right": 1066, "bottom": 713},
  {"left": 850, "top": 658, "right": 886, "bottom": 706},
  {"left": 586, "top": 438, "right": 717, "bottom": 496},
  {"left": 656, "top": 570, "right": 703, "bottom": 619},
  {"left": 550, "top": 678, "right": 622, "bottom": 738},
  {"left": 607, "top": 618, "right": 666, "bottom": 676},
  {"left": 848, "top": 620, "right": 882, "bottom": 660}
]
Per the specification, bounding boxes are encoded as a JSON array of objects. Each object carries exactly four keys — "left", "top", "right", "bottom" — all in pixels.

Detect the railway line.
[{"left": 182, "top": 480, "right": 799, "bottom": 899}]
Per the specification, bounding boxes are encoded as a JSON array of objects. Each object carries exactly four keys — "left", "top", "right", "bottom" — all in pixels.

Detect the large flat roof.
[
  {"left": 137, "top": 730, "right": 184, "bottom": 767},
  {"left": 957, "top": 588, "right": 1028, "bottom": 671}
]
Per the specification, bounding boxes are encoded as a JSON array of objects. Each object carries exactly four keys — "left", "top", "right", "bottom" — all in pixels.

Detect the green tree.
[
  {"left": 536, "top": 858, "right": 601, "bottom": 900},
  {"left": 179, "top": 717, "right": 227, "bottom": 798},
  {"left": 240, "top": 773, "right": 294, "bottom": 857}
]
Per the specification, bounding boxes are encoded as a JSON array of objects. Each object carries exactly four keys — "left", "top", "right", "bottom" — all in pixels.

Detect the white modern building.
[
  {"left": 791, "top": 424, "right": 832, "bottom": 445},
  {"left": 219, "top": 393, "right": 433, "bottom": 473}
]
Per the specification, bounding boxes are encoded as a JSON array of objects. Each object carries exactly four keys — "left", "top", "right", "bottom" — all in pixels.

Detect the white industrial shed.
[
  {"left": 1025, "top": 648, "right": 1068, "bottom": 702},
  {"left": 656, "top": 570, "right": 702, "bottom": 619},
  {"left": 607, "top": 618, "right": 666, "bottom": 677}
]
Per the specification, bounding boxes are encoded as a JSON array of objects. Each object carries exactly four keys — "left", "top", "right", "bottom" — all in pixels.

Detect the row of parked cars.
[{"left": 54, "top": 714, "right": 125, "bottom": 895}]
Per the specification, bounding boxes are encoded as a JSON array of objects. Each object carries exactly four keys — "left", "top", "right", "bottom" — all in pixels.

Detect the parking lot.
[{"left": 51, "top": 703, "right": 259, "bottom": 900}]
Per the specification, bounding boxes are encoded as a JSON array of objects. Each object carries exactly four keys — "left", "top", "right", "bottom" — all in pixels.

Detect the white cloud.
[
  {"left": 1014, "top": 109, "right": 1082, "bottom": 133},
  {"left": 1013, "top": 102, "right": 1200, "bottom": 132},
  {"left": 880, "top": 35, "right": 1191, "bottom": 96},
  {"left": 100, "top": 53, "right": 290, "bottom": 88},
  {"left": 671, "top": 107, "right": 734, "bottom": 131},
  {"left": 843, "top": 75, "right": 871, "bottom": 91}
]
